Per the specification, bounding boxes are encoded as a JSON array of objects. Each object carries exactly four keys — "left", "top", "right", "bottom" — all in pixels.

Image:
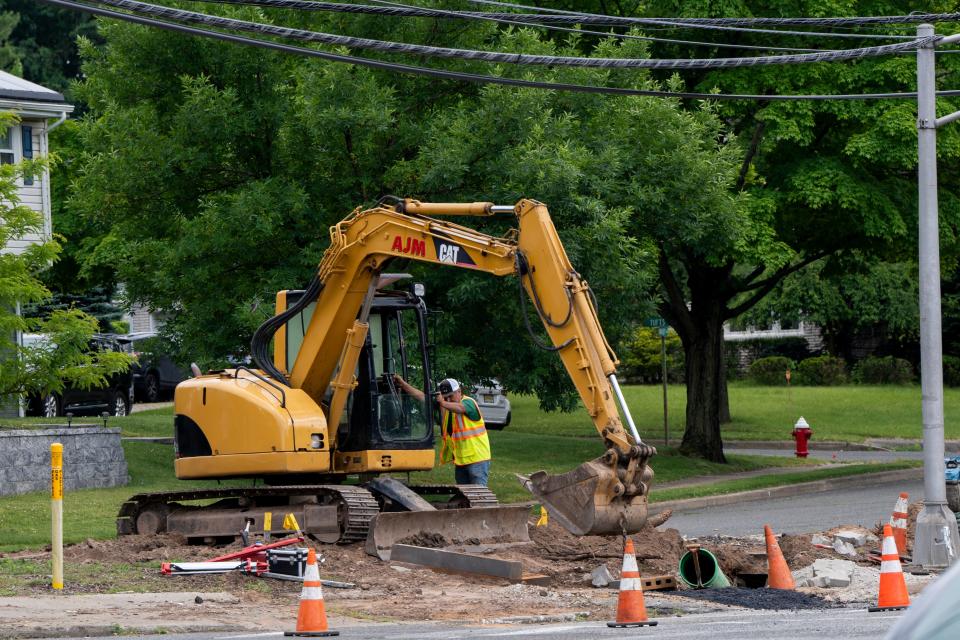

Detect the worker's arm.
[{"left": 393, "top": 375, "right": 425, "bottom": 402}]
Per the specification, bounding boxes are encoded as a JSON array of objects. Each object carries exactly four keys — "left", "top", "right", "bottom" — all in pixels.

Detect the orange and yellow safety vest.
[{"left": 439, "top": 397, "right": 490, "bottom": 466}]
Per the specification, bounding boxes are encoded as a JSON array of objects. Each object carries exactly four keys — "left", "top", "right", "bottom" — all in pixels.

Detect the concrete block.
[
  {"left": 811, "top": 534, "right": 832, "bottom": 546},
  {"left": 591, "top": 565, "right": 614, "bottom": 587},
  {"left": 832, "top": 538, "right": 858, "bottom": 557},
  {"left": 834, "top": 530, "right": 868, "bottom": 547},
  {"left": 811, "top": 559, "right": 855, "bottom": 588}
]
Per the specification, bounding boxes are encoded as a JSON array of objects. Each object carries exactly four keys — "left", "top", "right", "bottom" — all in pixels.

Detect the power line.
[
  {"left": 191, "top": 0, "right": 960, "bottom": 30},
  {"left": 74, "top": 0, "right": 939, "bottom": 70},
  {"left": 364, "top": 0, "right": 825, "bottom": 53},
  {"left": 36, "top": 0, "right": 960, "bottom": 101},
  {"left": 460, "top": 0, "right": 918, "bottom": 40},
  {"left": 191, "top": 0, "right": 826, "bottom": 52}
]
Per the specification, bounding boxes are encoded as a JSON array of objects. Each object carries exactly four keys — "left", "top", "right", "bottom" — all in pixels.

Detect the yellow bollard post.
[
  {"left": 264, "top": 511, "right": 272, "bottom": 542},
  {"left": 50, "top": 443, "right": 63, "bottom": 590}
]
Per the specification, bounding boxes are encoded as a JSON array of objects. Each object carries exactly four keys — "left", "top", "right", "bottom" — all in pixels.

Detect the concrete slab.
[{"left": 390, "top": 544, "right": 523, "bottom": 581}]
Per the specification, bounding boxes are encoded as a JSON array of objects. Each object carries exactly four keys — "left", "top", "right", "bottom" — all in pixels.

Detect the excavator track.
[
  {"left": 411, "top": 484, "right": 499, "bottom": 509},
  {"left": 117, "top": 484, "right": 380, "bottom": 543}
]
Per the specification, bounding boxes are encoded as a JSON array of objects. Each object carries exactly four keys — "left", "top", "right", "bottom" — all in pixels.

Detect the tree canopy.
[{"left": 65, "top": 7, "right": 743, "bottom": 413}]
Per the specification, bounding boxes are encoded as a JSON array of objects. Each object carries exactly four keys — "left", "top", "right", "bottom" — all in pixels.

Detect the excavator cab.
[{"left": 276, "top": 284, "right": 436, "bottom": 463}]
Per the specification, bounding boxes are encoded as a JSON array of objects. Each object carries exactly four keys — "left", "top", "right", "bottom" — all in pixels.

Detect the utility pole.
[{"left": 913, "top": 23, "right": 960, "bottom": 569}]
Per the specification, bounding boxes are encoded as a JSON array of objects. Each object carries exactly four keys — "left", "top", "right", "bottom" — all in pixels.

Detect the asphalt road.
[
  {"left": 50, "top": 607, "right": 906, "bottom": 640},
  {"left": 666, "top": 475, "right": 926, "bottom": 537}
]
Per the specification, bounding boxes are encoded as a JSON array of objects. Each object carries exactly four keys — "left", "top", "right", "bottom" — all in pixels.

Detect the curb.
[
  {"left": 5, "top": 625, "right": 241, "bottom": 639},
  {"left": 482, "top": 611, "right": 591, "bottom": 624},
  {"left": 650, "top": 467, "right": 923, "bottom": 514},
  {"left": 723, "top": 440, "right": 889, "bottom": 452}
]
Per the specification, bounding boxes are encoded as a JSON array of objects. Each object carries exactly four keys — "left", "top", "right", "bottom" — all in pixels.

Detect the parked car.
[
  {"left": 472, "top": 380, "right": 511, "bottom": 430},
  {"left": 115, "top": 332, "right": 187, "bottom": 402},
  {"left": 25, "top": 334, "right": 134, "bottom": 417}
]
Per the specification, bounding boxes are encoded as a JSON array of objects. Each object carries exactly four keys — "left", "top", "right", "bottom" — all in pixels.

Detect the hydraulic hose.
[{"left": 250, "top": 275, "right": 325, "bottom": 385}]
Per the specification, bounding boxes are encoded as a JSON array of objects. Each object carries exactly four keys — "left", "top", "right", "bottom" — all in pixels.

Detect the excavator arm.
[{"left": 263, "top": 198, "right": 655, "bottom": 536}]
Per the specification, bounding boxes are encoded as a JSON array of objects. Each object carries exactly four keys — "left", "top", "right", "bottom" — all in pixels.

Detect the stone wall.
[{"left": 0, "top": 427, "right": 128, "bottom": 496}]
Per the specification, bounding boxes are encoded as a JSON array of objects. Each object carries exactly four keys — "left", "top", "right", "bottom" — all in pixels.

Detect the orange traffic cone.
[
  {"left": 607, "top": 537, "right": 657, "bottom": 628},
  {"left": 868, "top": 524, "right": 910, "bottom": 612},
  {"left": 764, "top": 525, "right": 795, "bottom": 590},
  {"left": 888, "top": 492, "right": 910, "bottom": 556},
  {"left": 285, "top": 548, "right": 339, "bottom": 637}
]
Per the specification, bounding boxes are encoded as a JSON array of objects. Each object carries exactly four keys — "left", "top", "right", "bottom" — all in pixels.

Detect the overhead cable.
[
  {"left": 363, "top": 0, "right": 824, "bottom": 53},
  {"left": 191, "top": 0, "right": 959, "bottom": 32},
  {"left": 36, "top": 0, "right": 960, "bottom": 102},
  {"left": 190, "top": 0, "right": 824, "bottom": 51},
  {"left": 73, "top": 0, "right": 937, "bottom": 69},
  {"left": 460, "top": 0, "right": 917, "bottom": 40}
]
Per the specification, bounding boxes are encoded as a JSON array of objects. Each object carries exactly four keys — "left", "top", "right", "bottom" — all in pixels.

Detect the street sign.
[
  {"left": 644, "top": 317, "right": 666, "bottom": 328},
  {"left": 659, "top": 326, "right": 668, "bottom": 337}
]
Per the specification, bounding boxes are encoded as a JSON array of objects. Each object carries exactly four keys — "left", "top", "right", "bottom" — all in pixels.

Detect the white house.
[{"left": 0, "top": 72, "right": 74, "bottom": 417}]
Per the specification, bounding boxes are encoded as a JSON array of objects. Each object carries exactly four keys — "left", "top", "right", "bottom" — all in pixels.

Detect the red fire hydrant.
[{"left": 792, "top": 416, "right": 812, "bottom": 458}]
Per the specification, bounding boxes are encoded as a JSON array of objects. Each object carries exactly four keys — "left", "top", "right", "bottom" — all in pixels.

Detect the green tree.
[
  {"left": 623, "top": 0, "right": 960, "bottom": 460},
  {"left": 0, "top": 0, "right": 98, "bottom": 93},
  {"left": 66, "top": 10, "right": 741, "bottom": 418},
  {"left": 0, "top": 115, "right": 130, "bottom": 398}
]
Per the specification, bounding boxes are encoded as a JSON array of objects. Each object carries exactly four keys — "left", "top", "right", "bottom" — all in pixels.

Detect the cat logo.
[
  {"left": 433, "top": 238, "right": 477, "bottom": 267},
  {"left": 391, "top": 235, "right": 427, "bottom": 257}
]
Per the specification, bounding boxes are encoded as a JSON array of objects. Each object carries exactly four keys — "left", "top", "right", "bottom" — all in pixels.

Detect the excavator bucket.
[
  {"left": 519, "top": 457, "right": 650, "bottom": 536},
  {"left": 365, "top": 505, "right": 531, "bottom": 560}
]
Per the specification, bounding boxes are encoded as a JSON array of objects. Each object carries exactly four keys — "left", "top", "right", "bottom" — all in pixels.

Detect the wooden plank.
[
  {"left": 390, "top": 544, "right": 523, "bottom": 581},
  {"left": 521, "top": 573, "right": 552, "bottom": 586}
]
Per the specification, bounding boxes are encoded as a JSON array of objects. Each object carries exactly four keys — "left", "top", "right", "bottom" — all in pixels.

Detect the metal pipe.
[
  {"left": 47, "top": 111, "right": 68, "bottom": 132},
  {"left": 608, "top": 374, "right": 642, "bottom": 444},
  {"left": 489, "top": 205, "right": 516, "bottom": 213},
  {"left": 935, "top": 109, "right": 960, "bottom": 129}
]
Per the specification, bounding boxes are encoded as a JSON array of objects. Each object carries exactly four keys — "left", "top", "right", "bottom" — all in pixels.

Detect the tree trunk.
[
  {"left": 679, "top": 316, "right": 727, "bottom": 462},
  {"left": 719, "top": 340, "right": 731, "bottom": 424}
]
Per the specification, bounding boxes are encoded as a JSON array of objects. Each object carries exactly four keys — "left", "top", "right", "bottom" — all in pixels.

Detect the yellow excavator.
[{"left": 117, "top": 199, "right": 656, "bottom": 551}]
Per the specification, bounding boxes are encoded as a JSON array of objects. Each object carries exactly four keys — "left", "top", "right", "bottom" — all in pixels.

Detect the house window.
[
  {"left": 21, "top": 126, "right": 32, "bottom": 185},
  {"left": 0, "top": 127, "right": 14, "bottom": 165}
]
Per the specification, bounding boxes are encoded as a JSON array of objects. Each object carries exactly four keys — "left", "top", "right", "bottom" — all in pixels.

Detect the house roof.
[{"left": 0, "top": 70, "right": 67, "bottom": 104}]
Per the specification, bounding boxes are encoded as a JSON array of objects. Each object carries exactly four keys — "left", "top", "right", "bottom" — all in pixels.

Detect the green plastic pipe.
[{"left": 678, "top": 547, "right": 730, "bottom": 589}]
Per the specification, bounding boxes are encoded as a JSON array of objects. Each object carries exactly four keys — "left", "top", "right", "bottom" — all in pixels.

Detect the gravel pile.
[{"left": 668, "top": 587, "right": 840, "bottom": 610}]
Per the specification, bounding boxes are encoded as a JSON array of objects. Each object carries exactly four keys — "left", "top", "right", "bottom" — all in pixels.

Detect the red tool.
[{"left": 209, "top": 535, "right": 304, "bottom": 563}]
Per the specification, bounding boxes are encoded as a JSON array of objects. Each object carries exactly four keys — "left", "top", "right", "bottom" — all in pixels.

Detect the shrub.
[
  {"left": 796, "top": 355, "right": 848, "bottom": 386},
  {"left": 945, "top": 356, "right": 960, "bottom": 387},
  {"left": 748, "top": 356, "right": 795, "bottom": 385},
  {"left": 852, "top": 356, "right": 914, "bottom": 385},
  {"left": 620, "top": 327, "right": 684, "bottom": 383}
]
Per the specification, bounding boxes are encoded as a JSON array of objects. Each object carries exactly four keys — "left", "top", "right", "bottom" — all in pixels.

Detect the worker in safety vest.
[{"left": 393, "top": 375, "right": 491, "bottom": 485}]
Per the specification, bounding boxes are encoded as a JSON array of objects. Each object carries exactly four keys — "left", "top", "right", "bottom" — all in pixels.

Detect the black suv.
[
  {"left": 26, "top": 335, "right": 135, "bottom": 417},
  {"left": 116, "top": 332, "right": 187, "bottom": 402}
]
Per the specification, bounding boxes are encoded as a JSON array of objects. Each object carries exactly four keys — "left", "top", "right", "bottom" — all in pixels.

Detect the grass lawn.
[{"left": 508, "top": 383, "right": 960, "bottom": 443}]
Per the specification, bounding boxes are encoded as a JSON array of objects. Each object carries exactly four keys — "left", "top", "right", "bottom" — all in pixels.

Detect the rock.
[
  {"left": 391, "top": 565, "right": 411, "bottom": 573},
  {"left": 591, "top": 565, "right": 614, "bottom": 587},
  {"left": 834, "top": 530, "right": 868, "bottom": 547},
  {"left": 832, "top": 538, "right": 858, "bottom": 557},
  {"left": 811, "top": 534, "right": 832, "bottom": 546},
  {"left": 811, "top": 559, "right": 855, "bottom": 588}
]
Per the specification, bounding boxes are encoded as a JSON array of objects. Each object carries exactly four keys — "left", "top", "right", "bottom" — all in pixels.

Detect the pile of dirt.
[{"left": 490, "top": 518, "right": 684, "bottom": 586}]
